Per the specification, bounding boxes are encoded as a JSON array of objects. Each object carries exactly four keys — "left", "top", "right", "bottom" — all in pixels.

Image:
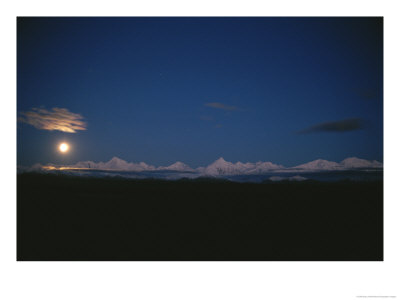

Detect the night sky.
[{"left": 17, "top": 17, "right": 383, "bottom": 168}]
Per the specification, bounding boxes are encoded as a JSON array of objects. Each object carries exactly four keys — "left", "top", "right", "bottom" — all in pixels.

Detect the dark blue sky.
[{"left": 17, "top": 17, "right": 383, "bottom": 167}]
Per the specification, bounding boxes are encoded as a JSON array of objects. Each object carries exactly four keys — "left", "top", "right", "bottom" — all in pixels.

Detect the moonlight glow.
[{"left": 59, "top": 143, "right": 69, "bottom": 153}]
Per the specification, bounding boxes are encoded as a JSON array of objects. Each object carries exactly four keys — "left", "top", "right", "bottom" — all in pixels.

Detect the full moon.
[{"left": 59, "top": 143, "right": 69, "bottom": 153}]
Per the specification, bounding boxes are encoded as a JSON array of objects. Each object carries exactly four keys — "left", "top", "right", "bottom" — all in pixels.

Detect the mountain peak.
[
  {"left": 207, "top": 157, "right": 232, "bottom": 168},
  {"left": 294, "top": 159, "right": 341, "bottom": 170},
  {"left": 109, "top": 156, "right": 126, "bottom": 163},
  {"left": 163, "top": 161, "right": 193, "bottom": 171},
  {"left": 340, "top": 157, "right": 383, "bottom": 168}
]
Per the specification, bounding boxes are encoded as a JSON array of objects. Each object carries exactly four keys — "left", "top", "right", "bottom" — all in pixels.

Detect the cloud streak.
[
  {"left": 18, "top": 107, "right": 87, "bottom": 133},
  {"left": 205, "top": 102, "right": 239, "bottom": 111},
  {"left": 297, "top": 118, "right": 364, "bottom": 134}
]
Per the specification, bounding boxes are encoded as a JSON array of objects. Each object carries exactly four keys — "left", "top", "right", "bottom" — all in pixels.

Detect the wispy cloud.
[
  {"left": 297, "top": 118, "right": 364, "bottom": 134},
  {"left": 18, "top": 107, "right": 87, "bottom": 133},
  {"left": 205, "top": 102, "right": 239, "bottom": 111}
]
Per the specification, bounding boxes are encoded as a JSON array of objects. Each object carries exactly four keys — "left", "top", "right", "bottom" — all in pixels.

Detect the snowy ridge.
[
  {"left": 202, "top": 157, "right": 283, "bottom": 175},
  {"left": 293, "top": 159, "right": 342, "bottom": 171},
  {"left": 158, "top": 161, "right": 194, "bottom": 172},
  {"left": 292, "top": 157, "right": 383, "bottom": 171},
  {"left": 340, "top": 157, "right": 383, "bottom": 169},
  {"left": 26, "top": 156, "right": 383, "bottom": 175},
  {"left": 68, "top": 157, "right": 157, "bottom": 172}
]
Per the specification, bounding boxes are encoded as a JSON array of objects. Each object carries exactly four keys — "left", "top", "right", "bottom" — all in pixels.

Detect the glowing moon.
[{"left": 59, "top": 143, "right": 69, "bottom": 153}]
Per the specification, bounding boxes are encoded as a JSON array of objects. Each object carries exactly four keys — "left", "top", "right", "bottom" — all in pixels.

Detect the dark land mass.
[{"left": 17, "top": 173, "right": 383, "bottom": 261}]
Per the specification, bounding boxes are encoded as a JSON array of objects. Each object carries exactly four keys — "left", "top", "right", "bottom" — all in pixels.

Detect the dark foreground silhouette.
[{"left": 17, "top": 173, "right": 383, "bottom": 261}]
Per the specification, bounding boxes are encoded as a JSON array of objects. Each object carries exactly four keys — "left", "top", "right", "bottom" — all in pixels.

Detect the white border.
[{"left": 2, "top": 1, "right": 399, "bottom": 299}]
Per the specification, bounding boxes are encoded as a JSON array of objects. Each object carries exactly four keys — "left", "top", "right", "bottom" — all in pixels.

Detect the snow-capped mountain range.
[
  {"left": 29, "top": 156, "right": 383, "bottom": 175},
  {"left": 290, "top": 157, "right": 383, "bottom": 171},
  {"left": 199, "top": 157, "right": 284, "bottom": 175}
]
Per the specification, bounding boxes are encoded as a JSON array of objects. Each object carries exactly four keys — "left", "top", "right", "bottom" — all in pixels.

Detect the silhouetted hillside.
[{"left": 17, "top": 173, "right": 383, "bottom": 260}]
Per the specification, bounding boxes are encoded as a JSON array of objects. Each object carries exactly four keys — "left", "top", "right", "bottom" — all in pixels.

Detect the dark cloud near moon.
[{"left": 297, "top": 118, "right": 365, "bottom": 134}]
